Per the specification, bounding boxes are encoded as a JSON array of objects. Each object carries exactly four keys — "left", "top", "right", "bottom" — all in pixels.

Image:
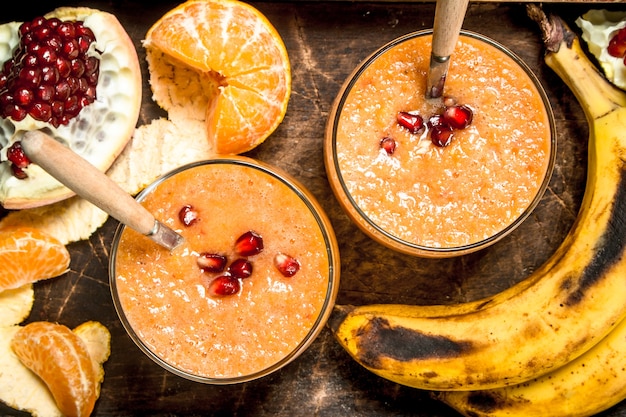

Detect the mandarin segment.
[
  {"left": 11, "top": 321, "right": 98, "bottom": 417},
  {"left": 0, "top": 227, "right": 70, "bottom": 292},
  {"left": 144, "top": 0, "right": 291, "bottom": 155},
  {"left": 0, "top": 325, "right": 62, "bottom": 417}
]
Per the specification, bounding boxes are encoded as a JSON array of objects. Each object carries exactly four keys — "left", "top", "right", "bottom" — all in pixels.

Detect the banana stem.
[{"left": 527, "top": 5, "right": 626, "bottom": 122}]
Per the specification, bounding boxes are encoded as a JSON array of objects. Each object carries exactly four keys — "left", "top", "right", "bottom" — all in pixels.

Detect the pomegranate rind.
[{"left": 0, "top": 7, "right": 142, "bottom": 210}]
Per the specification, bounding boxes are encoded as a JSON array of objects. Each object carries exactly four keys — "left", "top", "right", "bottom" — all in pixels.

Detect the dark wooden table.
[{"left": 2, "top": 1, "right": 626, "bottom": 416}]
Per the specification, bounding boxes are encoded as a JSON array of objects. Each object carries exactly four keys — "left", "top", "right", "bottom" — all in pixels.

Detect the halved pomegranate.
[{"left": 0, "top": 7, "right": 141, "bottom": 209}]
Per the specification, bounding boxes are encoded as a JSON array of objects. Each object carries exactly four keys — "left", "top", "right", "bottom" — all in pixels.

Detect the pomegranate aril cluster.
[
  {"left": 0, "top": 16, "right": 100, "bottom": 128},
  {"left": 178, "top": 205, "right": 301, "bottom": 298},
  {"left": 382, "top": 98, "right": 474, "bottom": 154}
]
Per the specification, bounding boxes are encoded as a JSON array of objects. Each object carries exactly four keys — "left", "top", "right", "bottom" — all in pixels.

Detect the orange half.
[{"left": 145, "top": 0, "right": 291, "bottom": 154}]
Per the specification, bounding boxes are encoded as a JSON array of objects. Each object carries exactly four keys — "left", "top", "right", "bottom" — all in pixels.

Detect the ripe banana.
[
  {"left": 431, "top": 8, "right": 626, "bottom": 416},
  {"left": 328, "top": 7, "right": 626, "bottom": 391},
  {"left": 434, "top": 312, "right": 626, "bottom": 416}
]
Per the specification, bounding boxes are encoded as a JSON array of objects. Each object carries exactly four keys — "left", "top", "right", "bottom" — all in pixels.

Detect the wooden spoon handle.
[
  {"left": 21, "top": 130, "right": 156, "bottom": 235},
  {"left": 431, "top": 0, "right": 470, "bottom": 58}
]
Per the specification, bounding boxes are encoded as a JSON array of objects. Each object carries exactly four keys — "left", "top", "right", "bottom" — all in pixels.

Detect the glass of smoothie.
[
  {"left": 109, "top": 157, "right": 340, "bottom": 383},
  {"left": 325, "top": 30, "right": 556, "bottom": 258}
]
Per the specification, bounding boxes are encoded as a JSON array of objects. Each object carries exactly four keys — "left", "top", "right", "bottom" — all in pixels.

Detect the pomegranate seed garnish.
[
  {"left": 427, "top": 114, "right": 445, "bottom": 129},
  {"left": 430, "top": 125, "right": 454, "bottom": 147},
  {"left": 274, "top": 253, "right": 300, "bottom": 277},
  {"left": 442, "top": 104, "right": 473, "bottom": 130},
  {"left": 228, "top": 258, "right": 253, "bottom": 279},
  {"left": 235, "top": 230, "right": 264, "bottom": 256},
  {"left": 380, "top": 136, "right": 397, "bottom": 155},
  {"left": 206, "top": 275, "right": 241, "bottom": 297},
  {"left": 178, "top": 204, "right": 199, "bottom": 226},
  {"left": 397, "top": 111, "right": 425, "bottom": 134},
  {"left": 6, "top": 141, "right": 31, "bottom": 168},
  {"left": 197, "top": 253, "right": 227, "bottom": 273}
]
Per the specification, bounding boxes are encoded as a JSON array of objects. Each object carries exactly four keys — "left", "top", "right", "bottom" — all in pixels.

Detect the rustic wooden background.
[{"left": 2, "top": 1, "right": 626, "bottom": 416}]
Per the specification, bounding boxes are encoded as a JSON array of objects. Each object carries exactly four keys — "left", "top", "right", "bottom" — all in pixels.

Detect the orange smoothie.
[
  {"left": 112, "top": 159, "right": 337, "bottom": 380},
  {"left": 328, "top": 32, "right": 554, "bottom": 251}
]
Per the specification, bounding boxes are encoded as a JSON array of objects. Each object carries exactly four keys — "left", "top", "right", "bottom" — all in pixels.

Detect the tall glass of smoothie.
[
  {"left": 110, "top": 157, "right": 340, "bottom": 383},
  {"left": 325, "top": 30, "right": 556, "bottom": 257}
]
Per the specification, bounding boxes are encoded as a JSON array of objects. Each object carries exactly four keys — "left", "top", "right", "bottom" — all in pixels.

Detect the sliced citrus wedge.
[
  {"left": 11, "top": 321, "right": 99, "bottom": 417},
  {"left": 0, "top": 227, "right": 70, "bottom": 292}
]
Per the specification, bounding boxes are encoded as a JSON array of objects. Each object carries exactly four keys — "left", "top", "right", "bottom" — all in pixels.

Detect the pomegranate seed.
[
  {"left": 51, "top": 100, "right": 64, "bottom": 116},
  {"left": 608, "top": 27, "right": 626, "bottom": 58},
  {"left": 55, "top": 57, "right": 71, "bottom": 78},
  {"left": 206, "top": 275, "right": 241, "bottom": 297},
  {"left": 14, "top": 87, "right": 33, "bottom": 106},
  {"left": 6, "top": 142, "right": 30, "bottom": 168},
  {"left": 178, "top": 204, "right": 199, "bottom": 226},
  {"left": 274, "top": 253, "right": 300, "bottom": 277},
  {"left": 62, "top": 39, "right": 79, "bottom": 60},
  {"left": 442, "top": 104, "right": 473, "bottom": 130},
  {"left": 56, "top": 22, "right": 76, "bottom": 39},
  {"left": 21, "top": 53, "right": 38, "bottom": 67},
  {"left": 380, "top": 136, "right": 397, "bottom": 155},
  {"left": 70, "top": 59, "right": 85, "bottom": 77},
  {"left": 197, "top": 253, "right": 227, "bottom": 273},
  {"left": 85, "top": 56, "right": 98, "bottom": 75},
  {"left": 55, "top": 80, "right": 70, "bottom": 100},
  {"left": 10, "top": 164, "right": 28, "bottom": 179},
  {"left": 6, "top": 104, "right": 27, "bottom": 121},
  {"left": 30, "top": 101, "right": 52, "bottom": 121},
  {"left": 397, "top": 111, "right": 425, "bottom": 134},
  {"left": 18, "top": 67, "right": 41, "bottom": 88},
  {"left": 45, "top": 35, "right": 62, "bottom": 51},
  {"left": 37, "top": 47, "right": 57, "bottom": 65},
  {"left": 430, "top": 125, "right": 454, "bottom": 147},
  {"left": 77, "top": 36, "right": 92, "bottom": 55},
  {"left": 427, "top": 114, "right": 445, "bottom": 129},
  {"left": 64, "top": 95, "right": 79, "bottom": 116},
  {"left": 36, "top": 84, "right": 54, "bottom": 101},
  {"left": 76, "top": 24, "right": 95, "bottom": 39},
  {"left": 235, "top": 231, "right": 264, "bottom": 256},
  {"left": 41, "top": 66, "right": 59, "bottom": 85},
  {"left": 228, "top": 258, "right": 252, "bottom": 279},
  {"left": 33, "top": 26, "right": 51, "bottom": 42}
]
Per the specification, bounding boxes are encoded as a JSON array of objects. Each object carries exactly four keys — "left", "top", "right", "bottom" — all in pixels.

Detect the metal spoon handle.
[{"left": 20, "top": 130, "right": 183, "bottom": 250}]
